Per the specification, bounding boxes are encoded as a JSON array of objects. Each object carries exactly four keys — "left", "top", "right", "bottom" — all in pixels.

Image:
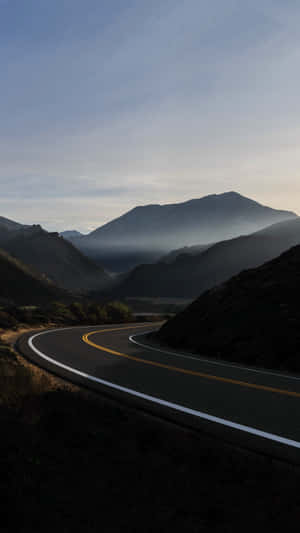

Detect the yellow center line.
[{"left": 82, "top": 326, "right": 300, "bottom": 399}]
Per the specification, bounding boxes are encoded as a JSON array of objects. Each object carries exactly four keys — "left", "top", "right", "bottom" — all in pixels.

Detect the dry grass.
[
  {"left": 0, "top": 326, "right": 78, "bottom": 410},
  {"left": 1, "top": 324, "right": 52, "bottom": 344}
]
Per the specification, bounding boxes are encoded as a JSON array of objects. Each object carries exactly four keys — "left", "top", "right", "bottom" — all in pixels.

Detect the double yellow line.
[{"left": 82, "top": 325, "right": 300, "bottom": 399}]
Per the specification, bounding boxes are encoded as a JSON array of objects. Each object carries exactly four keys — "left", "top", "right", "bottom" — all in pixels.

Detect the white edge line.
[
  {"left": 27, "top": 328, "right": 300, "bottom": 450},
  {"left": 130, "top": 330, "right": 300, "bottom": 382}
]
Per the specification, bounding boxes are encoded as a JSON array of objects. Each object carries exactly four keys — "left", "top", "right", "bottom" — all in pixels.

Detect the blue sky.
[{"left": 1, "top": 0, "right": 300, "bottom": 232}]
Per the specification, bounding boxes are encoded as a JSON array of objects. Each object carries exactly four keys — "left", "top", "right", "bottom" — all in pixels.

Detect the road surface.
[{"left": 19, "top": 322, "right": 300, "bottom": 463}]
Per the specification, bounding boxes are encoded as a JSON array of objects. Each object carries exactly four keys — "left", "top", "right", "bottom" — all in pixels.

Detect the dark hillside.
[
  {"left": 0, "top": 215, "right": 25, "bottom": 232},
  {"left": 158, "top": 244, "right": 300, "bottom": 372},
  {"left": 0, "top": 248, "right": 68, "bottom": 305},
  {"left": 0, "top": 225, "right": 110, "bottom": 292}
]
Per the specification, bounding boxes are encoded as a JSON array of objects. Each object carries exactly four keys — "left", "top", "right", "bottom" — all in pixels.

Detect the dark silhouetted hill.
[
  {"left": 0, "top": 225, "right": 110, "bottom": 292},
  {"left": 113, "top": 217, "right": 300, "bottom": 298},
  {"left": 158, "top": 244, "right": 300, "bottom": 372},
  {"left": 0, "top": 216, "right": 26, "bottom": 233},
  {"left": 0, "top": 248, "right": 69, "bottom": 305},
  {"left": 72, "top": 192, "right": 296, "bottom": 272}
]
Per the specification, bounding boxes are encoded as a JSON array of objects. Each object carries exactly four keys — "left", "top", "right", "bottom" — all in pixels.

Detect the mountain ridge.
[
  {"left": 68, "top": 191, "right": 297, "bottom": 272},
  {"left": 88, "top": 191, "right": 296, "bottom": 240}
]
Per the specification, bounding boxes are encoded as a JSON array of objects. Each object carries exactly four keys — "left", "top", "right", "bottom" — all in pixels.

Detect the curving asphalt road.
[{"left": 19, "top": 322, "right": 300, "bottom": 463}]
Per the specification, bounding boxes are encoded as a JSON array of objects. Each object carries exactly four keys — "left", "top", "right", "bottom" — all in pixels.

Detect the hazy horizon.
[{"left": 1, "top": 1, "right": 300, "bottom": 232}]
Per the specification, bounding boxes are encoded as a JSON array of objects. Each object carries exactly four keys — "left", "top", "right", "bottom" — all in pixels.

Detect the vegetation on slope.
[
  {"left": 0, "top": 300, "right": 133, "bottom": 329},
  {"left": 158, "top": 244, "right": 300, "bottom": 372}
]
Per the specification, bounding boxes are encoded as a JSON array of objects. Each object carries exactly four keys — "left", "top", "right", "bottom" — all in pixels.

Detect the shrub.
[
  {"left": 69, "top": 302, "right": 86, "bottom": 323},
  {"left": 47, "top": 302, "right": 77, "bottom": 324},
  {"left": 104, "top": 301, "right": 132, "bottom": 323},
  {"left": 0, "top": 310, "right": 17, "bottom": 329}
]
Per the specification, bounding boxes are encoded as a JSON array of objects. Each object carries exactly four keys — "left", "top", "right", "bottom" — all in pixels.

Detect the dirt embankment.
[
  {"left": 0, "top": 325, "right": 77, "bottom": 407},
  {"left": 1, "top": 325, "right": 48, "bottom": 344}
]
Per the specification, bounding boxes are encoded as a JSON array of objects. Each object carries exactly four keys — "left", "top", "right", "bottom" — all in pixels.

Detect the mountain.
[
  {"left": 157, "top": 244, "right": 300, "bottom": 372},
  {"left": 0, "top": 225, "right": 110, "bottom": 292},
  {"left": 72, "top": 192, "right": 296, "bottom": 272},
  {"left": 60, "top": 230, "right": 83, "bottom": 239},
  {"left": 0, "top": 248, "right": 69, "bottom": 305},
  {"left": 112, "top": 217, "right": 300, "bottom": 298}
]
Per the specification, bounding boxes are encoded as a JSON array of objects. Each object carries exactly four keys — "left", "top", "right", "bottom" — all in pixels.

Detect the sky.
[{"left": 1, "top": 0, "right": 300, "bottom": 233}]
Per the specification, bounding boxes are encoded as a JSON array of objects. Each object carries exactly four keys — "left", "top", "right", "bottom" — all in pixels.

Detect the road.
[{"left": 20, "top": 322, "right": 300, "bottom": 463}]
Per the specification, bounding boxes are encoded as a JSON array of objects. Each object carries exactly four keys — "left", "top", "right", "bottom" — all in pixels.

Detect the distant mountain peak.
[
  {"left": 126, "top": 191, "right": 293, "bottom": 211},
  {"left": 219, "top": 190, "right": 241, "bottom": 196},
  {"left": 60, "top": 230, "right": 83, "bottom": 239},
  {"left": 74, "top": 192, "right": 297, "bottom": 273}
]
